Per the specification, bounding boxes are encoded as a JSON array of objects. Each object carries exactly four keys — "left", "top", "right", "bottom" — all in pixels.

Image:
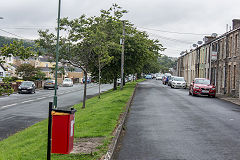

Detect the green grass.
[{"left": 0, "top": 80, "right": 144, "bottom": 160}]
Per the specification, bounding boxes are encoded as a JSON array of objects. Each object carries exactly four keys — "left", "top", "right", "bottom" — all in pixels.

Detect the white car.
[
  {"left": 62, "top": 78, "right": 73, "bottom": 87},
  {"left": 156, "top": 76, "right": 162, "bottom": 80},
  {"left": 171, "top": 77, "right": 186, "bottom": 89}
]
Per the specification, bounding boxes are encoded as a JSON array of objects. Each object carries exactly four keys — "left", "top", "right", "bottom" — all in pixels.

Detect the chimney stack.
[
  {"left": 232, "top": 19, "right": 240, "bottom": 30},
  {"left": 203, "top": 36, "right": 216, "bottom": 44}
]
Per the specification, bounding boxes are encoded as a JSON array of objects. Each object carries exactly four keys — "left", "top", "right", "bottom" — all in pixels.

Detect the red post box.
[{"left": 51, "top": 108, "right": 76, "bottom": 154}]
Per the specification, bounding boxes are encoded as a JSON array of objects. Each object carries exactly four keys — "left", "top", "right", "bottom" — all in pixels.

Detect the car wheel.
[{"left": 171, "top": 85, "right": 173, "bottom": 88}]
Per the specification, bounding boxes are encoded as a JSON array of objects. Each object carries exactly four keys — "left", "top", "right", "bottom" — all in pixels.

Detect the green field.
[{"left": 0, "top": 80, "right": 142, "bottom": 160}]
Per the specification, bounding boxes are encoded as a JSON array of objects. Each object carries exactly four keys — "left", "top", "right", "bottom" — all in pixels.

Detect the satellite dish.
[
  {"left": 193, "top": 44, "right": 197, "bottom": 47},
  {"left": 211, "top": 33, "right": 218, "bottom": 37},
  {"left": 197, "top": 41, "right": 203, "bottom": 45}
]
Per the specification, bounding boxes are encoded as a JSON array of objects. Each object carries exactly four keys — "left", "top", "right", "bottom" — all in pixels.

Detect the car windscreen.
[
  {"left": 46, "top": 80, "right": 54, "bottom": 83},
  {"left": 20, "top": 82, "right": 33, "bottom": 87},
  {"left": 173, "top": 77, "right": 184, "bottom": 81},
  {"left": 64, "top": 79, "right": 71, "bottom": 81},
  {"left": 195, "top": 79, "right": 210, "bottom": 85}
]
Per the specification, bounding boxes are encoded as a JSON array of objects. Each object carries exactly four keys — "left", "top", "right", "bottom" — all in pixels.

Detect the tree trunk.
[
  {"left": 82, "top": 71, "right": 88, "bottom": 109},
  {"left": 137, "top": 73, "right": 141, "bottom": 79},
  {"left": 98, "top": 56, "right": 101, "bottom": 99},
  {"left": 113, "top": 77, "right": 117, "bottom": 90}
]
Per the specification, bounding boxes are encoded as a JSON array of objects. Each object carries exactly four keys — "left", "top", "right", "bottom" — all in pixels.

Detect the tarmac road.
[
  {"left": 114, "top": 79, "right": 240, "bottom": 160},
  {"left": 0, "top": 83, "right": 112, "bottom": 140}
]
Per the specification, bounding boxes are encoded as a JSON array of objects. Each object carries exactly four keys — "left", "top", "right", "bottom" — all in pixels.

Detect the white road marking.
[
  {"left": 1, "top": 103, "right": 18, "bottom": 109},
  {"left": 0, "top": 115, "right": 16, "bottom": 121},
  {"left": 0, "top": 84, "right": 100, "bottom": 110}
]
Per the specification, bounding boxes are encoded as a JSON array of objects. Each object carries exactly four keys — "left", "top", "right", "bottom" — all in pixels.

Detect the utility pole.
[{"left": 120, "top": 21, "right": 125, "bottom": 90}]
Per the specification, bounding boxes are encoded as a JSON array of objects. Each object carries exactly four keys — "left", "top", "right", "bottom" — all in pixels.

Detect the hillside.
[{"left": 0, "top": 36, "right": 35, "bottom": 48}]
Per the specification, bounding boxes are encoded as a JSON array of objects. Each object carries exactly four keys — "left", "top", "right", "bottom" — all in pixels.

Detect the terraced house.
[{"left": 177, "top": 19, "right": 240, "bottom": 98}]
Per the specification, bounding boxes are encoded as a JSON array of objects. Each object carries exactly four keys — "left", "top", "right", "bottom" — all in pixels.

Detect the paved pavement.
[
  {"left": 0, "top": 83, "right": 112, "bottom": 140},
  {"left": 114, "top": 79, "right": 240, "bottom": 160}
]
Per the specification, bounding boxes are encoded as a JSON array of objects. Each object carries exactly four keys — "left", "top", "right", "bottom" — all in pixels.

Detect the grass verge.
[{"left": 0, "top": 80, "right": 144, "bottom": 160}]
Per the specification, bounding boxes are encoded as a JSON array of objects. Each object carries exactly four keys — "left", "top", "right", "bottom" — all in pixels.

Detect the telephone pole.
[{"left": 120, "top": 21, "right": 125, "bottom": 90}]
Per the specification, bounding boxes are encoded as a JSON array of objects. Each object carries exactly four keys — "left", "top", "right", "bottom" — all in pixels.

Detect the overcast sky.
[{"left": 0, "top": 0, "right": 239, "bottom": 57}]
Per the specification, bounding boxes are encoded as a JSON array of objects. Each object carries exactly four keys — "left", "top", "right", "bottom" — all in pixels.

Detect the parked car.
[
  {"left": 62, "top": 78, "right": 73, "bottom": 87},
  {"left": 168, "top": 76, "right": 176, "bottom": 86},
  {"left": 145, "top": 75, "right": 152, "bottom": 79},
  {"left": 156, "top": 75, "right": 162, "bottom": 80},
  {"left": 18, "top": 81, "right": 36, "bottom": 94},
  {"left": 162, "top": 73, "right": 171, "bottom": 85},
  {"left": 189, "top": 78, "right": 216, "bottom": 97},
  {"left": 151, "top": 74, "right": 157, "bottom": 78},
  {"left": 82, "top": 77, "right": 90, "bottom": 83},
  {"left": 117, "top": 78, "right": 129, "bottom": 86},
  {"left": 162, "top": 75, "right": 171, "bottom": 85},
  {"left": 171, "top": 77, "right": 186, "bottom": 88},
  {"left": 44, "top": 80, "right": 58, "bottom": 89}
]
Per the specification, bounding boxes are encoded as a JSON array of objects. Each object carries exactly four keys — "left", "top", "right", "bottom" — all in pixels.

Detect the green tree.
[
  {"left": 34, "top": 70, "right": 46, "bottom": 80},
  {"left": 0, "top": 77, "right": 14, "bottom": 96},
  {"left": 16, "top": 64, "right": 41, "bottom": 81},
  {"left": 158, "top": 55, "right": 177, "bottom": 73},
  {"left": 0, "top": 40, "right": 38, "bottom": 95},
  {"left": 36, "top": 4, "right": 122, "bottom": 107}
]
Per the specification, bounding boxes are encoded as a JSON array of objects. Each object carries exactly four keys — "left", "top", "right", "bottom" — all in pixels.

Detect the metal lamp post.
[
  {"left": 53, "top": 0, "right": 61, "bottom": 108},
  {"left": 47, "top": 2, "right": 61, "bottom": 160}
]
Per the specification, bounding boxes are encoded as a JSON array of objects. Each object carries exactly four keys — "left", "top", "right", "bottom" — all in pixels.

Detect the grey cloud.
[{"left": 0, "top": 0, "right": 240, "bottom": 57}]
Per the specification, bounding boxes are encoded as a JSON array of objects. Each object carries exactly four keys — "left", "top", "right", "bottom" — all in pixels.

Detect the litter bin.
[{"left": 51, "top": 108, "right": 77, "bottom": 154}]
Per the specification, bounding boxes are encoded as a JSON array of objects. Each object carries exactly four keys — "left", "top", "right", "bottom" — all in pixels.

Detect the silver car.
[
  {"left": 171, "top": 77, "right": 186, "bottom": 89},
  {"left": 168, "top": 76, "right": 176, "bottom": 86}
]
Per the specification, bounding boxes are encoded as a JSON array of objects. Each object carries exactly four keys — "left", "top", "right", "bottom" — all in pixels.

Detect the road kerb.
[{"left": 101, "top": 83, "right": 139, "bottom": 160}]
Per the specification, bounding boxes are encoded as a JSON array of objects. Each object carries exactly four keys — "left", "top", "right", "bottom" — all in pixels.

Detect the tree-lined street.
[
  {"left": 114, "top": 80, "right": 240, "bottom": 160},
  {"left": 0, "top": 83, "right": 112, "bottom": 140}
]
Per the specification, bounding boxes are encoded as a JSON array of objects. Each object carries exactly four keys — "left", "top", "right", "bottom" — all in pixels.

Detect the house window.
[
  {"left": 46, "top": 63, "right": 48, "bottom": 67},
  {"left": 222, "top": 66, "right": 225, "bottom": 88},
  {"left": 235, "top": 34, "right": 238, "bottom": 56},
  {"left": 229, "top": 36, "right": 232, "bottom": 57},
  {"left": 0, "top": 72, "right": 3, "bottom": 77},
  {"left": 223, "top": 39, "right": 226, "bottom": 58},
  {"left": 219, "top": 41, "right": 222, "bottom": 59},
  {"left": 233, "top": 65, "right": 236, "bottom": 89}
]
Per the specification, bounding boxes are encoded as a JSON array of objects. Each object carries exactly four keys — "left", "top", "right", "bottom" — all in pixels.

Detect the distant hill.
[
  {"left": 158, "top": 55, "right": 177, "bottom": 73},
  {"left": 0, "top": 36, "right": 35, "bottom": 48}
]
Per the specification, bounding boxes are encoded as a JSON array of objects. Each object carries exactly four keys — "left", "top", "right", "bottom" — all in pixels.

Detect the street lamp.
[{"left": 53, "top": 0, "right": 61, "bottom": 108}]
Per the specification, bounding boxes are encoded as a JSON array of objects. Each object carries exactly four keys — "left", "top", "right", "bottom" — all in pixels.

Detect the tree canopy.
[{"left": 36, "top": 4, "right": 165, "bottom": 106}]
